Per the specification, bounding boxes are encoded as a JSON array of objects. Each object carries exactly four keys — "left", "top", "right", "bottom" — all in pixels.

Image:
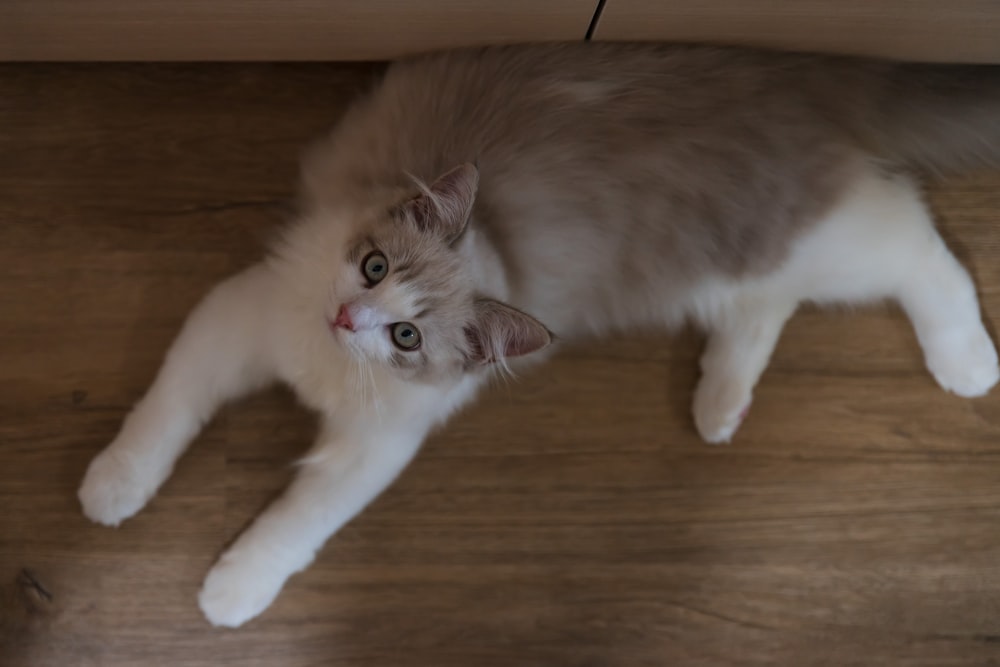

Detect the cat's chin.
[
  {"left": 329, "top": 328, "right": 357, "bottom": 357},
  {"left": 326, "top": 324, "right": 370, "bottom": 364}
]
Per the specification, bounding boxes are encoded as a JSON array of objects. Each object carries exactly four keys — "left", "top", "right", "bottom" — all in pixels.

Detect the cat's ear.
[
  {"left": 464, "top": 298, "right": 553, "bottom": 365},
  {"left": 400, "top": 163, "right": 479, "bottom": 242}
]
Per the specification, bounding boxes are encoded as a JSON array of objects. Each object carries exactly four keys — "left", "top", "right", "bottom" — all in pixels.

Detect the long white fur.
[{"left": 78, "top": 164, "right": 997, "bottom": 627}]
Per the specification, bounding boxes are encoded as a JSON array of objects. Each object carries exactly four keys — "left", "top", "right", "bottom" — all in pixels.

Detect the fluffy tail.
[{"left": 851, "top": 61, "right": 1000, "bottom": 174}]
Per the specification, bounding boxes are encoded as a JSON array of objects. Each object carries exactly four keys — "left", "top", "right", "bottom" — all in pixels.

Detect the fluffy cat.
[{"left": 78, "top": 43, "right": 1000, "bottom": 627}]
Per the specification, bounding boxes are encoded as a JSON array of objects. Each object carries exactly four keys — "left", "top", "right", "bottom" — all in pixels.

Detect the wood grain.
[
  {"left": 0, "top": 1, "right": 596, "bottom": 61},
  {"left": 3, "top": 63, "right": 1000, "bottom": 667},
  {"left": 593, "top": 0, "right": 1000, "bottom": 63}
]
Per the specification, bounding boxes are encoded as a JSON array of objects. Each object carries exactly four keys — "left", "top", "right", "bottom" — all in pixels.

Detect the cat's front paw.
[
  {"left": 78, "top": 447, "right": 156, "bottom": 526},
  {"left": 692, "top": 375, "right": 752, "bottom": 444},
  {"left": 924, "top": 326, "right": 1000, "bottom": 398},
  {"left": 199, "top": 549, "right": 287, "bottom": 628}
]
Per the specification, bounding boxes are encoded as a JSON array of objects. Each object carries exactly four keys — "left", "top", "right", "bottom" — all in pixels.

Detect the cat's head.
[{"left": 298, "top": 163, "right": 552, "bottom": 382}]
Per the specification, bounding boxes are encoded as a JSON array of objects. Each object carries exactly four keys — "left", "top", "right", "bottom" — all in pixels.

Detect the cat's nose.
[{"left": 332, "top": 304, "right": 355, "bottom": 331}]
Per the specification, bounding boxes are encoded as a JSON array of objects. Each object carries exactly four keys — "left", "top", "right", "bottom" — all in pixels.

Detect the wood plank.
[
  {"left": 2, "top": 62, "right": 1000, "bottom": 667},
  {"left": 593, "top": 0, "right": 1000, "bottom": 63}
]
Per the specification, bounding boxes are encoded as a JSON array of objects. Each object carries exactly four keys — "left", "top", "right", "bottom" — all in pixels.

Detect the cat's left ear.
[
  {"left": 400, "top": 163, "right": 479, "bottom": 242},
  {"left": 464, "top": 298, "right": 553, "bottom": 366}
]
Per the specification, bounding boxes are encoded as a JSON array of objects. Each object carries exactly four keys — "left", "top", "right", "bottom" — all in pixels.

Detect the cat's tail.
[{"left": 847, "top": 61, "right": 1000, "bottom": 174}]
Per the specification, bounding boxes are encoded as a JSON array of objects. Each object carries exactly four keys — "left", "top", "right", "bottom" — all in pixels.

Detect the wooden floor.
[{"left": 3, "top": 63, "right": 1000, "bottom": 667}]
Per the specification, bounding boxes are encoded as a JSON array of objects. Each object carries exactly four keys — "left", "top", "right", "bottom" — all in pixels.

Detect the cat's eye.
[
  {"left": 362, "top": 251, "right": 389, "bottom": 285},
  {"left": 391, "top": 322, "right": 421, "bottom": 350}
]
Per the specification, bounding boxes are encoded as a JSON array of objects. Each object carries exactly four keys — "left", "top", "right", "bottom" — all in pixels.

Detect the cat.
[{"left": 78, "top": 42, "right": 1000, "bottom": 628}]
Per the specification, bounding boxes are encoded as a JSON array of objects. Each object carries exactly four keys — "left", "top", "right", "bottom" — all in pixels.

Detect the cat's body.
[{"left": 78, "top": 43, "right": 1000, "bottom": 627}]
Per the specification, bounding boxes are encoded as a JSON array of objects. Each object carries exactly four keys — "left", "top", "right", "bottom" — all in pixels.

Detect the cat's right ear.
[
  {"left": 398, "top": 163, "right": 479, "bottom": 243},
  {"left": 464, "top": 298, "right": 553, "bottom": 366}
]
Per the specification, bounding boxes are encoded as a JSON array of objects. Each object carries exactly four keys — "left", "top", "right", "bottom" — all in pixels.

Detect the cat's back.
[
  {"left": 313, "top": 43, "right": 867, "bottom": 244},
  {"left": 314, "top": 43, "right": 865, "bottom": 180},
  {"left": 305, "top": 43, "right": 875, "bottom": 333}
]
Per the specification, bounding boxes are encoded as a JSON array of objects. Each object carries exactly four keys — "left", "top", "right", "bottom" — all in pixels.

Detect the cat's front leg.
[
  {"left": 693, "top": 296, "right": 796, "bottom": 443},
  {"left": 198, "top": 420, "right": 427, "bottom": 628},
  {"left": 79, "top": 264, "right": 278, "bottom": 526}
]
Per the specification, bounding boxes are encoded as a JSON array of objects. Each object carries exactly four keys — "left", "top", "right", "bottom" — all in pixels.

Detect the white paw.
[
  {"left": 924, "top": 326, "right": 1000, "bottom": 398},
  {"left": 78, "top": 447, "right": 157, "bottom": 526},
  {"left": 199, "top": 550, "right": 287, "bottom": 628},
  {"left": 693, "top": 375, "right": 752, "bottom": 444}
]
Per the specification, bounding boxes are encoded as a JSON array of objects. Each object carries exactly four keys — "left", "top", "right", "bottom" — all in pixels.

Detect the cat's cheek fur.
[{"left": 346, "top": 328, "right": 395, "bottom": 362}]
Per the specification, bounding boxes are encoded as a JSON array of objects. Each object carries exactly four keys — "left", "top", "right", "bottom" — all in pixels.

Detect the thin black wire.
[{"left": 584, "top": 0, "right": 607, "bottom": 40}]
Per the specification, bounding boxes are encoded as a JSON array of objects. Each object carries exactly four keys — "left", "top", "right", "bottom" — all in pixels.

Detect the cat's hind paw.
[{"left": 924, "top": 326, "right": 999, "bottom": 398}]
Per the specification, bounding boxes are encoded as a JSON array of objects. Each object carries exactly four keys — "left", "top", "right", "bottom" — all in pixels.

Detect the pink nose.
[{"left": 332, "top": 304, "right": 354, "bottom": 331}]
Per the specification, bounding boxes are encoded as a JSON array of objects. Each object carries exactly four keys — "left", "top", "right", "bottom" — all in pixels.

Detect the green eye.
[
  {"left": 391, "top": 322, "right": 421, "bottom": 350},
  {"left": 362, "top": 251, "right": 389, "bottom": 285}
]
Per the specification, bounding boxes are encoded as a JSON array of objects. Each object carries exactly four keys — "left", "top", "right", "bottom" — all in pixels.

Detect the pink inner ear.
[
  {"left": 465, "top": 299, "right": 553, "bottom": 364},
  {"left": 403, "top": 163, "right": 479, "bottom": 240},
  {"left": 503, "top": 323, "right": 551, "bottom": 358},
  {"left": 431, "top": 163, "right": 478, "bottom": 202},
  {"left": 463, "top": 325, "right": 490, "bottom": 362},
  {"left": 404, "top": 194, "right": 434, "bottom": 230}
]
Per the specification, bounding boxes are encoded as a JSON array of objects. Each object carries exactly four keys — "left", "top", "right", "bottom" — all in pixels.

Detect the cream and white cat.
[{"left": 78, "top": 43, "right": 1000, "bottom": 627}]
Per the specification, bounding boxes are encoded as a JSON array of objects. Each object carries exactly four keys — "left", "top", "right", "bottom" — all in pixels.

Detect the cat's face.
[
  {"left": 327, "top": 203, "right": 475, "bottom": 381},
  {"left": 318, "top": 164, "right": 552, "bottom": 382}
]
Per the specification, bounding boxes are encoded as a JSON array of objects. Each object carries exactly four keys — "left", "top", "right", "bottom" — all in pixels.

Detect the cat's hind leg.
[
  {"left": 794, "top": 167, "right": 998, "bottom": 398},
  {"left": 788, "top": 166, "right": 997, "bottom": 399},
  {"left": 896, "top": 227, "right": 999, "bottom": 397},
  {"left": 79, "top": 264, "right": 279, "bottom": 526},
  {"left": 692, "top": 166, "right": 998, "bottom": 443}
]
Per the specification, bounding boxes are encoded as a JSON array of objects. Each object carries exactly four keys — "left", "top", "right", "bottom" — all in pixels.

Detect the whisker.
[
  {"left": 354, "top": 358, "right": 367, "bottom": 413},
  {"left": 365, "top": 358, "right": 385, "bottom": 422}
]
